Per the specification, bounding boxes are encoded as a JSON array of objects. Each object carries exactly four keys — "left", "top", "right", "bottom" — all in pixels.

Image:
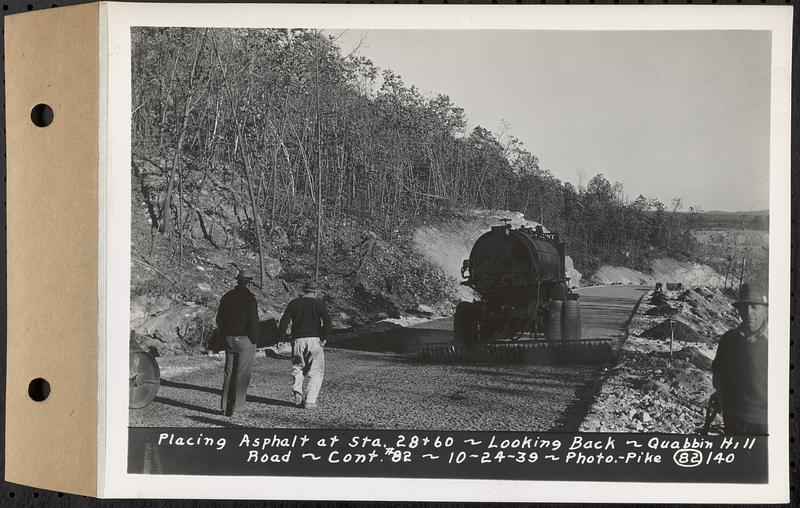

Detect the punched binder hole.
[
  {"left": 28, "top": 378, "right": 50, "bottom": 401},
  {"left": 30, "top": 104, "right": 54, "bottom": 127}
]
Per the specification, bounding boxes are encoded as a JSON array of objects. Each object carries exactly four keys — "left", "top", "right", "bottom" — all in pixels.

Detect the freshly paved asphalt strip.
[
  {"left": 575, "top": 285, "right": 649, "bottom": 345},
  {"left": 130, "top": 285, "right": 648, "bottom": 431}
]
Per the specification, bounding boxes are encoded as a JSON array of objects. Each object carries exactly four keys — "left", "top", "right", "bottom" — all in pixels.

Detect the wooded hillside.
[{"left": 132, "top": 27, "right": 764, "bottom": 285}]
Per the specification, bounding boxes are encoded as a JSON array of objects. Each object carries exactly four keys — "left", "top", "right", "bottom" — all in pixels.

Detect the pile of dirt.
[
  {"left": 648, "top": 291, "right": 671, "bottom": 306},
  {"left": 629, "top": 286, "right": 738, "bottom": 342},
  {"left": 641, "top": 319, "right": 707, "bottom": 343}
]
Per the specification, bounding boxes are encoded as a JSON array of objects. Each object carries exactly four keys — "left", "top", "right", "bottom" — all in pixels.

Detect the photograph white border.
[{"left": 102, "top": 3, "right": 792, "bottom": 501}]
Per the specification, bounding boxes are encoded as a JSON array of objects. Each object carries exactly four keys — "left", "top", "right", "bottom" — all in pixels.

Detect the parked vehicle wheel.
[
  {"left": 563, "top": 299, "right": 582, "bottom": 341},
  {"left": 546, "top": 300, "right": 563, "bottom": 341},
  {"left": 129, "top": 350, "right": 161, "bottom": 409}
]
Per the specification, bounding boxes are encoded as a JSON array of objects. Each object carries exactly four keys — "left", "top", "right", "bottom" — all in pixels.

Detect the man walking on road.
[
  {"left": 217, "top": 269, "right": 260, "bottom": 417},
  {"left": 278, "top": 281, "right": 332, "bottom": 409},
  {"left": 712, "top": 283, "right": 768, "bottom": 435}
]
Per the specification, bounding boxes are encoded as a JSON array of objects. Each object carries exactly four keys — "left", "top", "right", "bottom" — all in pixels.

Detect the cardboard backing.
[{"left": 5, "top": 2, "right": 100, "bottom": 496}]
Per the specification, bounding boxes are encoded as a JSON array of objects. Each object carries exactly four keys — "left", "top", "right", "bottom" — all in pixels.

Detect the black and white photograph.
[{"left": 112, "top": 3, "right": 790, "bottom": 501}]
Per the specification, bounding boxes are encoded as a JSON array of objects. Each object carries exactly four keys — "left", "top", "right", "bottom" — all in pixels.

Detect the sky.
[{"left": 330, "top": 30, "right": 771, "bottom": 212}]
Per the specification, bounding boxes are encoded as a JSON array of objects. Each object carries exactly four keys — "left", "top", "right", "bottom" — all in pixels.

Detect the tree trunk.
[{"left": 213, "top": 33, "right": 268, "bottom": 287}]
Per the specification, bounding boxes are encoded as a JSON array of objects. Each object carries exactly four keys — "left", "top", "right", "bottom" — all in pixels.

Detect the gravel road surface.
[{"left": 130, "top": 285, "right": 647, "bottom": 431}]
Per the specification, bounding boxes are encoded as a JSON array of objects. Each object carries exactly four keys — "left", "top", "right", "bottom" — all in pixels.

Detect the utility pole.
[
  {"left": 314, "top": 30, "right": 323, "bottom": 281},
  {"left": 738, "top": 252, "right": 747, "bottom": 293}
]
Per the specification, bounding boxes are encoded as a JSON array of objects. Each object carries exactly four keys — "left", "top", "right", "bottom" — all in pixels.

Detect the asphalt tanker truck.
[
  {"left": 456, "top": 221, "right": 580, "bottom": 343},
  {"left": 418, "top": 221, "right": 614, "bottom": 364}
]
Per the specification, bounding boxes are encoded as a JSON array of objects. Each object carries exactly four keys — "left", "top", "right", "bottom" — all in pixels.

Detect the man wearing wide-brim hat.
[
  {"left": 711, "top": 283, "right": 768, "bottom": 435},
  {"left": 278, "top": 280, "right": 332, "bottom": 409},
  {"left": 216, "top": 269, "right": 260, "bottom": 417}
]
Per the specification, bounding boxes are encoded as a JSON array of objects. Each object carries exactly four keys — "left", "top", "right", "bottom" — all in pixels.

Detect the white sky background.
[{"left": 330, "top": 30, "right": 771, "bottom": 212}]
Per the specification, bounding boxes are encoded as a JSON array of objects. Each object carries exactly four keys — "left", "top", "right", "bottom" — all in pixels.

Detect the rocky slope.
[{"left": 130, "top": 159, "right": 455, "bottom": 356}]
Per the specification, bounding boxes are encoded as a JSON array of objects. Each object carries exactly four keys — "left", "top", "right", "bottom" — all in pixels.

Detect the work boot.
[
  {"left": 304, "top": 402, "right": 318, "bottom": 410},
  {"left": 292, "top": 392, "right": 304, "bottom": 407}
]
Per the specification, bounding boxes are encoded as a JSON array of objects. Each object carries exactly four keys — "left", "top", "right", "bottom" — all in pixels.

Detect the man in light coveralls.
[{"left": 278, "top": 281, "right": 332, "bottom": 409}]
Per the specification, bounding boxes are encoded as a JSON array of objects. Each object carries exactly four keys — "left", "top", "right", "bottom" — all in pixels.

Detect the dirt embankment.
[
  {"left": 587, "top": 258, "right": 727, "bottom": 287},
  {"left": 580, "top": 286, "right": 738, "bottom": 433}
]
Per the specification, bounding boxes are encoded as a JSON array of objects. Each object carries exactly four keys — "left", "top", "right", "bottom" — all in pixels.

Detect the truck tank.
[
  {"left": 417, "top": 221, "right": 615, "bottom": 364},
  {"left": 456, "top": 222, "right": 577, "bottom": 343}
]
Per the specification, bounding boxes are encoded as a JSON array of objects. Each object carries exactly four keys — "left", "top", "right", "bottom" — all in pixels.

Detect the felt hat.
[
  {"left": 303, "top": 280, "right": 319, "bottom": 292},
  {"left": 236, "top": 269, "right": 256, "bottom": 282},
  {"left": 736, "top": 283, "right": 768, "bottom": 306}
]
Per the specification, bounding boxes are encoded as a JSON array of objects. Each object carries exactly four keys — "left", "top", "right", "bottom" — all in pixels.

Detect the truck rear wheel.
[
  {"left": 563, "top": 299, "right": 582, "bottom": 341},
  {"left": 546, "top": 300, "right": 563, "bottom": 341},
  {"left": 479, "top": 319, "right": 495, "bottom": 342},
  {"left": 454, "top": 302, "right": 480, "bottom": 344}
]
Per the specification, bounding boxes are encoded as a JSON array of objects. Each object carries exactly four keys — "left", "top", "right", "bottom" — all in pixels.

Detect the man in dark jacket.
[
  {"left": 217, "top": 269, "right": 260, "bottom": 416},
  {"left": 278, "top": 281, "right": 332, "bottom": 409},
  {"left": 712, "top": 283, "right": 768, "bottom": 435}
]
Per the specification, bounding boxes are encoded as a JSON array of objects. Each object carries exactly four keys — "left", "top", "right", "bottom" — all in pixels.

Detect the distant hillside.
[
  {"left": 703, "top": 209, "right": 769, "bottom": 215},
  {"left": 675, "top": 210, "right": 769, "bottom": 231}
]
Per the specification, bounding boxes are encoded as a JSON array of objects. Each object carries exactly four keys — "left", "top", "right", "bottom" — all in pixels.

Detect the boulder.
[
  {"left": 200, "top": 249, "right": 234, "bottom": 271},
  {"left": 264, "top": 256, "right": 282, "bottom": 278},
  {"left": 130, "top": 302, "right": 213, "bottom": 343},
  {"left": 191, "top": 214, "right": 230, "bottom": 247},
  {"left": 130, "top": 295, "right": 174, "bottom": 322},
  {"left": 674, "top": 346, "right": 713, "bottom": 371},
  {"left": 415, "top": 304, "right": 435, "bottom": 315}
]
